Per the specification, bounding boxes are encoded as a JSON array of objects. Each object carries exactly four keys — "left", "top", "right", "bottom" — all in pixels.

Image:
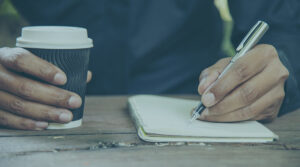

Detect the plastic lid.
[{"left": 16, "top": 26, "right": 93, "bottom": 49}]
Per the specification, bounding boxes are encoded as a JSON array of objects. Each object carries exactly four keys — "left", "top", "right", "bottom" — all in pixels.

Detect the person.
[{"left": 0, "top": 0, "right": 299, "bottom": 130}]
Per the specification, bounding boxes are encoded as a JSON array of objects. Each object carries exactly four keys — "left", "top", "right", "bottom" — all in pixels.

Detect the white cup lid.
[{"left": 16, "top": 26, "right": 93, "bottom": 49}]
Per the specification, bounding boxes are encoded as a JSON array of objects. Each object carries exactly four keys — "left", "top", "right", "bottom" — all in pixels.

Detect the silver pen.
[{"left": 190, "top": 20, "right": 269, "bottom": 123}]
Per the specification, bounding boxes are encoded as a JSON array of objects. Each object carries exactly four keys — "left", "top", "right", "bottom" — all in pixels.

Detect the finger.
[
  {"left": 199, "top": 58, "right": 231, "bottom": 81},
  {"left": 198, "top": 58, "right": 231, "bottom": 95},
  {"left": 0, "top": 110, "right": 48, "bottom": 130},
  {"left": 199, "top": 84, "right": 284, "bottom": 122},
  {"left": 206, "top": 58, "right": 288, "bottom": 116},
  {"left": 201, "top": 44, "right": 277, "bottom": 107},
  {"left": 0, "top": 90, "right": 73, "bottom": 123},
  {"left": 0, "top": 66, "right": 82, "bottom": 109},
  {"left": 198, "top": 71, "right": 219, "bottom": 95},
  {"left": 0, "top": 47, "right": 67, "bottom": 85},
  {"left": 87, "top": 70, "right": 92, "bottom": 83}
]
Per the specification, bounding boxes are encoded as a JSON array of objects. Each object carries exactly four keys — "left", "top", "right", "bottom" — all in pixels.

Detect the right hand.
[{"left": 0, "top": 47, "right": 86, "bottom": 130}]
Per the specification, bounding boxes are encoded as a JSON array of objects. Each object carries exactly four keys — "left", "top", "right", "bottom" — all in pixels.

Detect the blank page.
[{"left": 129, "top": 95, "right": 277, "bottom": 139}]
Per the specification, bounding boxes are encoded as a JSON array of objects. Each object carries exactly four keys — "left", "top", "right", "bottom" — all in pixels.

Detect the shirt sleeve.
[{"left": 228, "top": 0, "right": 300, "bottom": 115}]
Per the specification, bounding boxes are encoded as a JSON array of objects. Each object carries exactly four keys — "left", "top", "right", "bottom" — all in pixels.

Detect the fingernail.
[
  {"left": 200, "top": 109, "right": 209, "bottom": 119},
  {"left": 68, "top": 96, "right": 82, "bottom": 108},
  {"left": 54, "top": 73, "right": 67, "bottom": 85},
  {"left": 35, "top": 121, "right": 48, "bottom": 129},
  {"left": 59, "top": 112, "right": 73, "bottom": 122},
  {"left": 202, "top": 92, "right": 215, "bottom": 107}
]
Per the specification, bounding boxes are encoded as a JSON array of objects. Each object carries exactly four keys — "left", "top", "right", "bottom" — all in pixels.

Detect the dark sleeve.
[
  {"left": 229, "top": 0, "right": 300, "bottom": 115},
  {"left": 10, "top": 0, "right": 87, "bottom": 25}
]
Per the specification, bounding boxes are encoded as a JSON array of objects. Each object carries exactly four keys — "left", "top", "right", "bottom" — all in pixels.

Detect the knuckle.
[
  {"left": 208, "top": 105, "right": 221, "bottom": 115},
  {"left": 42, "top": 107, "right": 63, "bottom": 121},
  {"left": 10, "top": 48, "right": 29, "bottom": 68},
  {"left": 20, "top": 119, "right": 36, "bottom": 130},
  {"left": 17, "top": 82, "right": 34, "bottom": 98},
  {"left": 234, "top": 61, "right": 250, "bottom": 81},
  {"left": 199, "top": 68, "right": 210, "bottom": 80},
  {"left": 263, "top": 44, "right": 278, "bottom": 59},
  {"left": 52, "top": 91, "right": 71, "bottom": 107},
  {"left": 0, "top": 112, "right": 9, "bottom": 127},
  {"left": 240, "top": 105, "right": 254, "bottom": 120},
  {"left": 13, "top": 57, "right": 25, "bottom": 70},
  {"left": 273, "top": 85, "right": 286, "bottom": 102},
  {"left": 41, "top": 109, "right": 54, "bottom": 121},
  {"left": 239, "top": 85, "right": 258, "bottom": 105},
  {"left": 0, "top": 47, "right": 29, "bottom": 68},
  {"left": 279, "top": 65, "right": 289, "bottom": 82},
  {"left": 277, "top": 88, "right": 285, "bottom": 101},
  {"left": 39, "top": 65, "right": 56, "bottom": 79},
  {"left": 268, "top": 103, "right": 278, "bottom": 111},
  {"left": 9, "top": 99, "right": 25, "bottom": 114},
  {"left": 208, "top": 83, "right": 225, "bottom": 100},
  {"left": 216, "top": 57, "right": 231, "bottom": 66}
]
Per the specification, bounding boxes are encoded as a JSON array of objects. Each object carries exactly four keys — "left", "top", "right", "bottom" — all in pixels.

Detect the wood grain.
[{"left": 0, "top": 96, "right": 299, "bottom": 167}]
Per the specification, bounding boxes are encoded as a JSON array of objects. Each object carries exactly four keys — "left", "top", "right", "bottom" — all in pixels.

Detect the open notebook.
[{"left": 128, "top": 95, "right": 278, "bottom": 143}]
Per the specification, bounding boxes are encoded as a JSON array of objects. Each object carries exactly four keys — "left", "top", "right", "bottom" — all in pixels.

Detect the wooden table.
[{"left": 0, "top": 96, "right": 299, "bottom": 167}]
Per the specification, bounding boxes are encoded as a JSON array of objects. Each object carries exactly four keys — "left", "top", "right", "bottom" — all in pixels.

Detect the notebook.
[{"left": 128, "top": 95, "right": 278, "bottom": 143}]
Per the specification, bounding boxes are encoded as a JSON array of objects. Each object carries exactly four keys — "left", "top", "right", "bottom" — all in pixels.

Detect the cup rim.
[{"left": 16, "top": 26, "right": 93, "bottom": 49}]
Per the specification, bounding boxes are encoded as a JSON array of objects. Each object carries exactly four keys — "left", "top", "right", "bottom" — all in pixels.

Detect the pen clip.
[{"left": 236, "top": 21, "right": 262, "bottom": 52}]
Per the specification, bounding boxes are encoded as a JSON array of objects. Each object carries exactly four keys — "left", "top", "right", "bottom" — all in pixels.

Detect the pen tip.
[{"left": 189, "top": 112, "right": 200, "bottom": 124}]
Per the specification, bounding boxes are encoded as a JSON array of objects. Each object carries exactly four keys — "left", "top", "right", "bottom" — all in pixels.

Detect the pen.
[{"left": 190, "top": 20, "right": 269, "bottom": 123}]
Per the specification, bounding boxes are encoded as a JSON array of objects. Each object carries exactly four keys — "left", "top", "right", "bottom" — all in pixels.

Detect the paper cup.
[{"left": 16, "top": 26, "right": 93, "bottom": 129}]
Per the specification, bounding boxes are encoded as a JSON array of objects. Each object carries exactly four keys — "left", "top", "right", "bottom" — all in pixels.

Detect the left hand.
[{"left": 197, "top": 44, "right": 289, "bottom": 122}]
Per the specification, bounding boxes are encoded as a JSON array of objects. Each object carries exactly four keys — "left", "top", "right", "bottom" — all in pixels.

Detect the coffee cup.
[{"left": 16, "top": 26, "right": 93, "bottom": 129}]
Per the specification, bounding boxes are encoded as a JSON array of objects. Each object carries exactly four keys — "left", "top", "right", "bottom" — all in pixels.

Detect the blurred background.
[{"left": 0, "top": 0, "right": 235, "bottom": 56}]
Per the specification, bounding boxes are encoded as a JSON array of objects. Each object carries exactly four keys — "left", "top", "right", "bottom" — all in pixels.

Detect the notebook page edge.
[{"left": 138, "top": 127, "right": 276, "bottom": 143}]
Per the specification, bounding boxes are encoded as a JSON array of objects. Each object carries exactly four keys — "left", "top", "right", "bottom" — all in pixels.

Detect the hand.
[
  {"left": 197, "top": 44, "right": 289, "bottom": 122},
  {"left": 0, "top": 47, "right": 92, "bottom": 130}
]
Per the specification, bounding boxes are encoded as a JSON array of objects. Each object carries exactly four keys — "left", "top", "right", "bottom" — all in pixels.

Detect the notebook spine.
[{"left": 128, "top": 97, "right": 145, "bottom": 132}]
